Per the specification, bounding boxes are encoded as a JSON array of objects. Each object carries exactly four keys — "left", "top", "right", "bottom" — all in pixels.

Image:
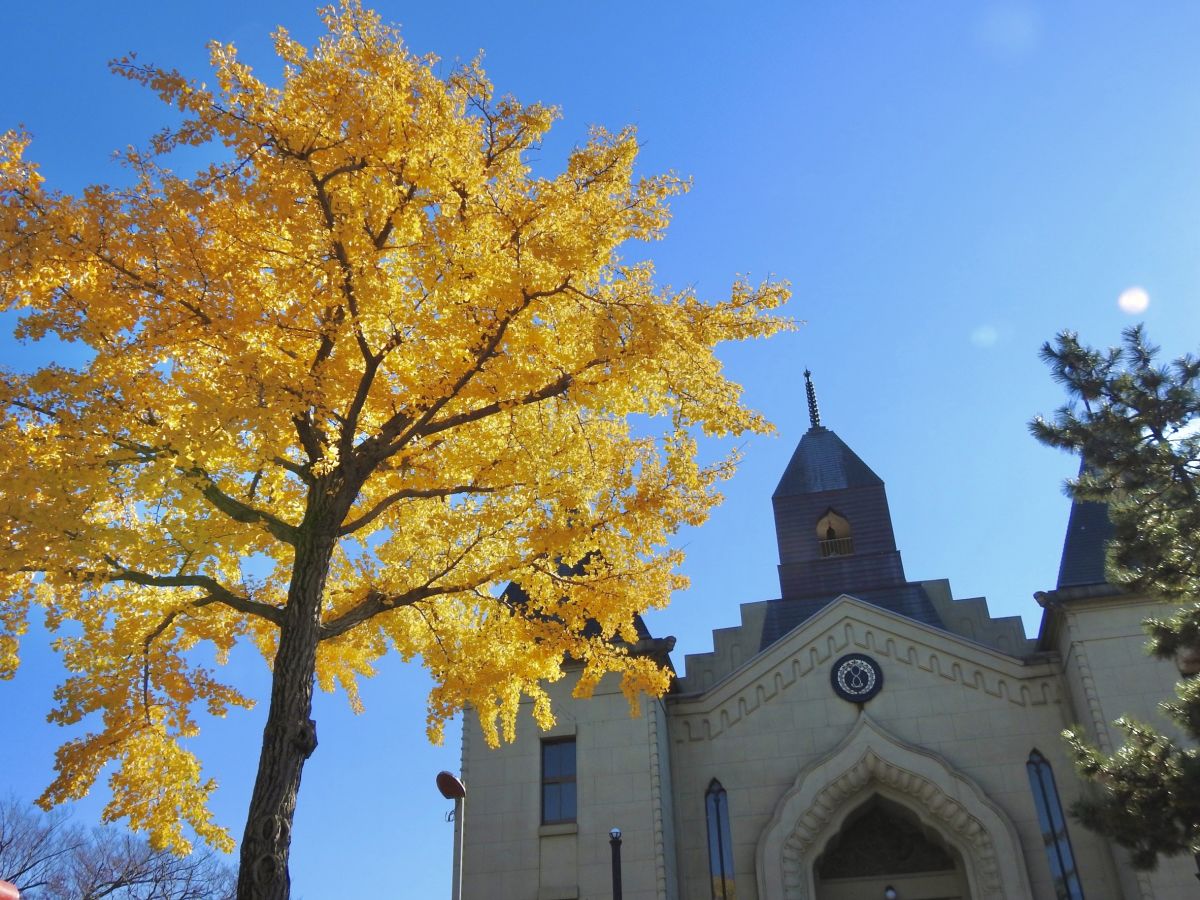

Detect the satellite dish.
[{"left": 436, "top": 770, "right": 466, "bottom": 800}]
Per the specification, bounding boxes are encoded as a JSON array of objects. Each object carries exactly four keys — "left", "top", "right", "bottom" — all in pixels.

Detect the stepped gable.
[
  {"left": 677, "top": 370, "right": 1040, "bottom": 693},
  {"left": 758, "top": 584, "right": 938, "bottom": 652}
]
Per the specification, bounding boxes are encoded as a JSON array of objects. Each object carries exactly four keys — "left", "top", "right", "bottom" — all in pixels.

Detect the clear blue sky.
[{"left": 2, "top": 3, "right": 1199, "bottom": 896}]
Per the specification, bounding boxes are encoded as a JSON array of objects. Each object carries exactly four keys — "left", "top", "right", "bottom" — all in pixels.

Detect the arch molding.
[{"left": 755, "top": 714, "right": 1032, "bottom": 900}]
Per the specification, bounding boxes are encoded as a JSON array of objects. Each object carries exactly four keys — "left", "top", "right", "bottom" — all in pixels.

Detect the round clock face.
[{"left": 830, "top": 653, "right": 883, "bottom": 703}]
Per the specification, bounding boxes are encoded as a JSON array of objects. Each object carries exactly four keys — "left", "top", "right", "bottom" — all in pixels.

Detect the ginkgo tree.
[{"left": 0, "top": 3, "right": 788, "bottom": 898}]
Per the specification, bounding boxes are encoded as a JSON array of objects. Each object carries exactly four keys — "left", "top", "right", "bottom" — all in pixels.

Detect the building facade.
[{"left": 459, "top": 378, "right": 1194, "bottom": 899}]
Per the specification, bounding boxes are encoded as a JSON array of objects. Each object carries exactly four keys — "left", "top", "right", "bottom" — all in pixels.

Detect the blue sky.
[{"left": 2, "top": 3, "right": 1199, "bottom": 896}]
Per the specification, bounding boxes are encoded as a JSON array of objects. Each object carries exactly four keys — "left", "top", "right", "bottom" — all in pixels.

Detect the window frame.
[
  {"left": 705, "top": 778, "right": 736, "bottom": 900},
  {"left": 540, "top": 737, "right": 577, "bottom": 825},
  {"left": 1026, "top": 749, "right": 1085, "bottom": 900}
]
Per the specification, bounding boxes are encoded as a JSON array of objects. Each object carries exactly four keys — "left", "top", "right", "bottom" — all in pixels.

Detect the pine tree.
[{"left": 1032, "top": 325, "right": 1200, "bottom": 869}]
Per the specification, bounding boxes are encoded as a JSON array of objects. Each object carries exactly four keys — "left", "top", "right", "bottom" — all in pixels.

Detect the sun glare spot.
[
  {"left": 970, "top": 324, "right": 999, "bottom": 348},
  {"left": 1117, "top": 286, "right": 1150, "bottom": 315}
]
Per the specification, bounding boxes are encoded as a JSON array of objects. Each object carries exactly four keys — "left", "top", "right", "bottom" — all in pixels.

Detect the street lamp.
[
  {"left": 883, "top": 887, "right": 898, "bottom": 900},
  {"left": 609, "top": 828, "right": 623, "bottom": 900},
  {"left": 437, "top": 771, "right": 467, "bottom": 900}
]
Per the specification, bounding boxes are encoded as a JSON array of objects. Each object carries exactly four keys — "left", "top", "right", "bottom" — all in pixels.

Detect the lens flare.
[{"left": 1118, "top": 286, "right": 1150, "bottom": 314}]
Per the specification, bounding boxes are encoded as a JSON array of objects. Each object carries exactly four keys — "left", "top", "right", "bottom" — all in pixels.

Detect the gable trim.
[{"left": 670, "top": 598, "right": 1060, "bottom": 743}]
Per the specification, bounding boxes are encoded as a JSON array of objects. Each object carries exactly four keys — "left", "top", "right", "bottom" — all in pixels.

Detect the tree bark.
[{"left": 236, "top": 528, "right": 333, "bottom": 900}]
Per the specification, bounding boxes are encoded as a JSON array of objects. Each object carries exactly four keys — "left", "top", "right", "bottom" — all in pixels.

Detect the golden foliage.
[{"left": 0, "top": 2, "right": 789, "bottom": 852}]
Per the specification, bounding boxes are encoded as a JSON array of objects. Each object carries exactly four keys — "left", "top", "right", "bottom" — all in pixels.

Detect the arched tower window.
[
  {"left": 816, "top": 509, "right": 854, "bottom": 558},
  {"left": 1026, "top": 749, "right": 1084, "bottom": 899},
  {"left": 705, "top": 779, "right": 736, "bottom": 900}
]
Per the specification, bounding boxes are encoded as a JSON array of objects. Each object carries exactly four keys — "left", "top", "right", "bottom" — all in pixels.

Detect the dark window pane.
[
  {"left": 718, "top": 796, "right": 735, "bottom": 880},
  {"left": 543, "top": 743, "right": 561, "bottom": 778},
  {"left": 1026, "top": 751, "right": 1084, "bottom": 900},
  {"left": 708, "top": 844, "right": 723, "bottom": 880},
  {"left": 560, "top": 743, "right": 576, "bottom": 776},
  {"left": 543, "top": 783, "right": 561, "bottom": 822},
  {"left": 705, "top": 781, "right": 735, "bottom": 900},
  {"left": 560, "top": 781, "right": 577, "bottom": 821},
  {"left": 541, "top": 738, "right": 576, "bottom": 824}
]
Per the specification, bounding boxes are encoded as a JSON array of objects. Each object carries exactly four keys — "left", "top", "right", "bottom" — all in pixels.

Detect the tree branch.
[
  {"left": 337, "top": 484, "right": 503, "bottom": 536},
  {"left": 292, "top": 411, "right": 327, "bottom": 465},
  {"left": 416, "top": 360, "right": 602, "bottom": 442},
  {"left": 370, "top": 281, "right": 569, "bottom": 457},
  {"left": 179, "top": 464, "right": 299, "bottom": 546},
  {"left": 272, "top": 455, "right": 314, "bottom": 484},
  {"left": 107, "top": 568, "right": 284, "bottom": 628}
]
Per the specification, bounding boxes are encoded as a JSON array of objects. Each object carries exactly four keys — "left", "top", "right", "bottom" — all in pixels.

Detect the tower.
[{"left": 761, "top": 371, "right": 942, "bottom": 648}]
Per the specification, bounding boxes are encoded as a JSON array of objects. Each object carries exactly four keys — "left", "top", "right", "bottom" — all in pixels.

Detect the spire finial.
[{"left": 804, "top": 369, "right": 821, "bottom": 429}]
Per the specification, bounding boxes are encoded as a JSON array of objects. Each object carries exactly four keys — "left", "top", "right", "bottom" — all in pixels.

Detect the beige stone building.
[{"left": 459, "top": 379, "right": 1194, "bottom": 899}]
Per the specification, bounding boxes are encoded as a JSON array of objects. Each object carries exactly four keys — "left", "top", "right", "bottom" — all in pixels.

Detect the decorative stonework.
[
  {"left": 830, "top": 653, "right": 883, "bottom": 704},
  {"left": 756, "top": 714, "right": 1033, "bottom": 900},
  {"left": 646, "top": 698, "right": 668, "bottom": 900},
  {"left": 1063, "top": 610, "right": 1113, "bottom": 755},
  {"left": 1061, "top": 610, "right": 1157, "bottom": 900},
  {"left": 460, "top": 700, "right": 471, "bottom": 787},
  {"left": 673, "top": 600, "right": 1061, "bottom": 743}
]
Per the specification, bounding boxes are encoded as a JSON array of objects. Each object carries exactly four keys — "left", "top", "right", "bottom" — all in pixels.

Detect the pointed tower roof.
[
  {"left": 773, "top": 428, "right": 885, "bottom": 496},
  {"left": 773, "top": 371, "right": 884, "bottom": 497},
  {"left": 1055, "top": 462, "right": 1114, "bottom": 589}
]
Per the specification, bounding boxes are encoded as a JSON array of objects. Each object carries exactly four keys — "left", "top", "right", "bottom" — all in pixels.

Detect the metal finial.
[{"left": 804, "top": 369, "right": 821, "bottom": 429}]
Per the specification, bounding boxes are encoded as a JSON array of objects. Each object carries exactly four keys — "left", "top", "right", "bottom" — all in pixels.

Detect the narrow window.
[
  {"left": 705, "top": 779, "right": 736, "bottom": 900},
  {"left": 1026, "top": 749, "right": 1084, "bottom": 899},
  {"left": 541, "top": 738, "right": 577, "bottom": 824}
]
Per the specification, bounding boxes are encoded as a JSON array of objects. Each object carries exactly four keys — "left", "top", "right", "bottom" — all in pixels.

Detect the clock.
[{"left": 830, "top": 653, "right": 883, "bottom": 704}]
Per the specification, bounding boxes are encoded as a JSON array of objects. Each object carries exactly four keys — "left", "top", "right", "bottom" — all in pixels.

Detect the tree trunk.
[{"left": 237, "top": 530, "right": 333, "bottom": 900}]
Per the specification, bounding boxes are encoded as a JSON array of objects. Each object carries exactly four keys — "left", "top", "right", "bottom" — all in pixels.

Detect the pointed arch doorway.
[
  {"left": 756, "top": 715, "right": 1032, "bottom": 900},
  {"left": 813, "top": 796, "right": 970, "bottom": 900}
]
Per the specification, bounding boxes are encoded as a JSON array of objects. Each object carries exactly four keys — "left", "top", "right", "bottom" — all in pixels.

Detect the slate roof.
[
  {"left": 758, "top": 583, "right": 942, "bottom": 651},
  {"left": 773, "top": 427, "right": 884, "bottom": 497},
  {"left": 1056, "top": 497, "right": 1113, "bottom": 589}
]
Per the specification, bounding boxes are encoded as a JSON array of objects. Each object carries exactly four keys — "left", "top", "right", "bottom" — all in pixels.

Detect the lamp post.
[
  {"left": 437, "top": 771, "right": 467, "bottom": 900},
  {"left": 609, "top": 828, "right": 624, "bottom": 900},
  {"left": 609, "top": 828, "right": 623, "bottom": 900}
]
